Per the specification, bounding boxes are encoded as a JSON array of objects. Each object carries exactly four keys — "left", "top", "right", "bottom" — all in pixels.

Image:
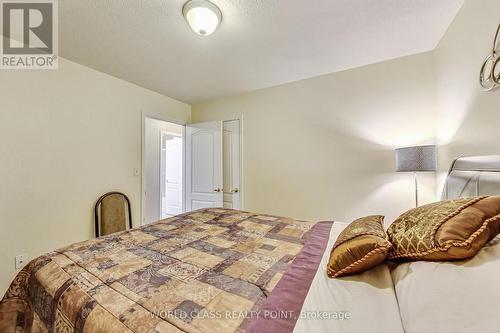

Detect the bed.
[{"left": 1, "top": 155, "right": 499, "bottom": 333}]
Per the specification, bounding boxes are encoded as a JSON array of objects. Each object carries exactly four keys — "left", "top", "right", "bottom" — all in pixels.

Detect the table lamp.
[{"left": 396, "top": 145, "right": 437, "bottom": 207}]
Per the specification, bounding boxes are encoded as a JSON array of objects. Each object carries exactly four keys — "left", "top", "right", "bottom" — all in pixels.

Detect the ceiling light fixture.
[{"left": 182, "top": 0, "right": 222, "bottom": 37}]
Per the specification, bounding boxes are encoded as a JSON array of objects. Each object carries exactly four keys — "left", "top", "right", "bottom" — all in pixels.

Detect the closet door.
[
  {"left": 185, "top": 121, "right": 223, "bottom": 211},
  {"left": 223, "top": 120, "right": 241, "bottom": 209}
]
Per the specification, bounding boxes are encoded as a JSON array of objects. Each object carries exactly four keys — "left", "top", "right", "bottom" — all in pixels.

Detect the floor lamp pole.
[{"left": 414, "top": 172, "right": 419, "bottom": 208}]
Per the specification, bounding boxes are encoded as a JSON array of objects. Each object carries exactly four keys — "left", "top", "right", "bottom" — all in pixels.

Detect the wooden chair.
[{"left": 94, "top": 192, "right": 132, "bottom": 237}]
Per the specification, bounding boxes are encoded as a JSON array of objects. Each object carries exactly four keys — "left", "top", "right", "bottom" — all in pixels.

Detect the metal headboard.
[{"left": 441, "top": 155, "right": 500, "bottom": 200}]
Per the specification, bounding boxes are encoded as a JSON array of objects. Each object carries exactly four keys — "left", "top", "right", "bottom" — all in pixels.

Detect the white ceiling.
[{"left": 59, "top": 0, "right": 463, "bottom": 104}]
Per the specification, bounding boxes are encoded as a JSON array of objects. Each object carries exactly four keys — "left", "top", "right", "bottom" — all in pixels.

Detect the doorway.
[
  {"left": 143, "top": 116, "right": 184, "bottom": 224},
  {"left": 160, "top": 132, "right": 183, "bottom": 218},
  {"left": 143, "top": 117, "right": 242, "bottom": 224}
]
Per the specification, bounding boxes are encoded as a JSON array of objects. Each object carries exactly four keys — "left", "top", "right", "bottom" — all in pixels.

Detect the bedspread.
[{"left": 0, "top": 208, "right": 330, "bottom": 333}]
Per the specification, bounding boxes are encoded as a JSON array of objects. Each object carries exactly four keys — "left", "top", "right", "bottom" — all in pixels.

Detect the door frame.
[{"left": 141, "top": 111, "right": 186, "bottom": 225}]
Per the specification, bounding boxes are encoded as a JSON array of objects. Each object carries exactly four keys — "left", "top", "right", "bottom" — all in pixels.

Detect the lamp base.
[{"left": 414, "top": 172, "right": 419, "bottom": 208}]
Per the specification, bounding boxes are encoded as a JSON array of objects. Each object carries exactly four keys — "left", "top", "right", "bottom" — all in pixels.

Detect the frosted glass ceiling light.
[{"left": 183, "top": 0, "right": 222, "bottom": 36}]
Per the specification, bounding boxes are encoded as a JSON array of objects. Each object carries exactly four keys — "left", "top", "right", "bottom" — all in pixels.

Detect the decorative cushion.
[
  {"left": 387, "top": 196, "right": 500, "bottom": 261},
  {"left": 327, "top": 215, "right": 391, "bottom": 278}
]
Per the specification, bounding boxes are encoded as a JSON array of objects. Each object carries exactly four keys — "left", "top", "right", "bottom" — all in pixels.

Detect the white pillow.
[{"left": 391, "top": 235, "right": 500, "bottom": 333}]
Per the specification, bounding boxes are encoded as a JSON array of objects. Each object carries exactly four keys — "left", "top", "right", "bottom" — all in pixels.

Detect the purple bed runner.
[{"left": 246, "top": 221, "right": 334, "bottom": 333}]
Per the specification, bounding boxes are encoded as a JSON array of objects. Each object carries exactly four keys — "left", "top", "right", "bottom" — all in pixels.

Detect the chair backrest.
[{"left": 94, "top": 192, "right": 132, "bottom": 237}]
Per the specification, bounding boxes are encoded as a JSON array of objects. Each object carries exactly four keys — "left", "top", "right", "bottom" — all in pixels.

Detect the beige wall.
[
  {"left": 435, "top": 0, "right": 500, "bottom": 188},
  {"left": 0, "top": 58, "right": 190, "bottom": 295},
  {"left": 193, "top": 52, "right": 438, "bottom": 225}
]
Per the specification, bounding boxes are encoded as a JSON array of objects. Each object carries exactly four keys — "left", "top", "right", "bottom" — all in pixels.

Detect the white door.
[
  {"left": 161, "top": 134, "right": 183, "bottom": 217},
  {"left": 223, "top": 120, "right": 241, "bottom": 209},
  {"left": 186, "top": 121, "right": 223, "bottom": 211}
]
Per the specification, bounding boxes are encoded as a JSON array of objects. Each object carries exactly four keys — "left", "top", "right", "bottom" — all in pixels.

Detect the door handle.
[
  {"left": 231, "top": 188, "right": 239, "bottom": 193},
  {"left": 213, "top": 188, "right": 221, "bottom": 193}
]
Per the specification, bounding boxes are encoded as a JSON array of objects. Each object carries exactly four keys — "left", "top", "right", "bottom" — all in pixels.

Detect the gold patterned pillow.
[
  {"left": 327, "top": 215, "right": 391, "bottom": 278},
  {"left": 387, "top": 196, "right": 500, "bottom": 261}
]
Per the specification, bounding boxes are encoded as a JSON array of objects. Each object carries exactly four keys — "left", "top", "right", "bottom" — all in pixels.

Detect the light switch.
[{"left": 15, "top": 254, "right": 27, "bottom": 270}]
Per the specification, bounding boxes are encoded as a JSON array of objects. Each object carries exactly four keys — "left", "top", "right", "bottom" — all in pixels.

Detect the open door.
[{"left": 186, "top": 121, "right": 223, "bottom": 211}]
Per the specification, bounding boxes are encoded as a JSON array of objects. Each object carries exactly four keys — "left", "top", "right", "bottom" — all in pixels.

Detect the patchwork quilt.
[{"left": 0, "top": 208, "right": 333, "bottom": 333}]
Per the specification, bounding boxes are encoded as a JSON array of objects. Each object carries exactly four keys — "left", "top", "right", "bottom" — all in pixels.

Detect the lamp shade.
[{"left": 396, "top": 145, "right": 437, "bottom": 172}]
